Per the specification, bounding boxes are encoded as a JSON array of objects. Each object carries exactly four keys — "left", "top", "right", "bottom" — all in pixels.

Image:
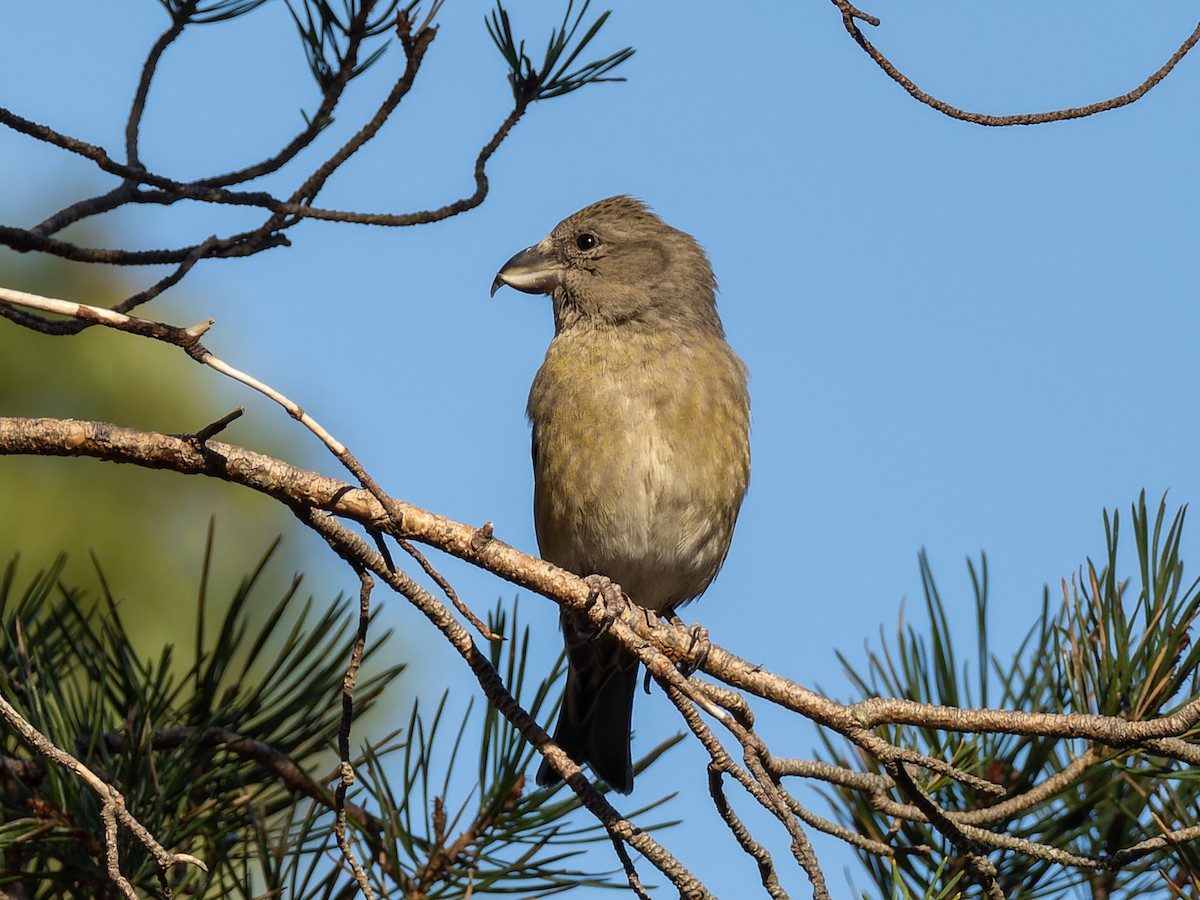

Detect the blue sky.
[{"left": 4, "top": 1, "right": 1200, "bottom": 895}]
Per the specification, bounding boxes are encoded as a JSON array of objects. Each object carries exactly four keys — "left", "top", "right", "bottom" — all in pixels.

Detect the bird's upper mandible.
[{"left": 490, "top": 241, "right": 562, "bottom": 297}]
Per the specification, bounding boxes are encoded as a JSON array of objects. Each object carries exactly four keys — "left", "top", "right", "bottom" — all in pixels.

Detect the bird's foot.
[
  {"left": 640, "top": 615, "right": 712, "bottom": 694},
  {"left": 582, "top": 574, "right": 626, "bottom": 638},
  {"left": 668, "top": 612, "right": 711, "bottom": 677}
]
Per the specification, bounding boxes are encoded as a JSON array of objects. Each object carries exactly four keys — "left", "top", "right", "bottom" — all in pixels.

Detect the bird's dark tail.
[{"left": 536, "top": 628, "right": 639, "bottom": 794}]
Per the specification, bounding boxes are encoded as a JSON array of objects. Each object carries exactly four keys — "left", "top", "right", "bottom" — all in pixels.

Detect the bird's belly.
[{"left": 533, "top": 409, "right": 740, "bottom": 612}]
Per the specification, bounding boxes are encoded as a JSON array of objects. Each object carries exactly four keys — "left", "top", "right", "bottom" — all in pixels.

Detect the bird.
[{"left": 491, "top": 196, "right": 750, "bottom": 794}]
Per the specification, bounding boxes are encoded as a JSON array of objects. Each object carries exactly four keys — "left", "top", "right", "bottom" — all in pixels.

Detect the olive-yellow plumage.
[{"left": 492, "top": 196, "right": 750, "bottom": 793}]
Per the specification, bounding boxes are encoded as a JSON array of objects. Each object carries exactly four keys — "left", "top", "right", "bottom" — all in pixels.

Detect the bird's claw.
[
  {"left": 582, "top": 574, "right": 626, "bottom": 638},
  {"left": 641, "top": 615, "right": 712, "bottom": 694},
  {"left": 668, "top": 612, "right": 711, "bottom": 677}
]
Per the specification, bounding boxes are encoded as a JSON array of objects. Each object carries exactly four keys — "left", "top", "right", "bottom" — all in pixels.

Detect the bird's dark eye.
[{"left": 575, "top": 233, "right": 597, "bottom": 251}]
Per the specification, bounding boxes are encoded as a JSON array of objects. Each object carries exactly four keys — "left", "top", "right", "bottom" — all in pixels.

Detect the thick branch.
[{"left": 4, "top": 415, "right": 1198, "bottom": 756}]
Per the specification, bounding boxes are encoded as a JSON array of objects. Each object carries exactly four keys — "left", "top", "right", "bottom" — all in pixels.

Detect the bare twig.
[
  {"left": 708, "top": 768, "right": 790, "bottom": 900},
  {"left": 829, "top": 1, "right": 1200, "bottom": 126},
  {"left": 397, "top": 538, "right": 501, "bottom": 641},
  {"left": 608, "top": 831, "right": 654, "bottom": 900},
  {"left": 188, "top": 407, "right": 245, "bottom": 443},
  {"left": 126, "top": 1, "right": 198, "bottom": 169},
  {"left": 334, "top": 568, "right": 378, "bottom": 899}
]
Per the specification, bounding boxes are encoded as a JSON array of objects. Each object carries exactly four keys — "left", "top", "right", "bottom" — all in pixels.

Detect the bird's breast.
[{"left": 527, "top": 328, "right": 750, "bottom": 611}]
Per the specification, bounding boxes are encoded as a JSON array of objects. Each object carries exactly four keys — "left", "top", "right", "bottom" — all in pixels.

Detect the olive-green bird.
[{"left": 491, "top": 196, "right": 750, "bottom": 794}]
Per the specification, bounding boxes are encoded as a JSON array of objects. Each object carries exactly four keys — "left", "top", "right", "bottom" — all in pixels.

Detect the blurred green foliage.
[
  {"left": 0, "top": 538, "right": 404, "bottom": 897},
  {"left": 0, "top": 249, "right": 320, "bottom": 653}
]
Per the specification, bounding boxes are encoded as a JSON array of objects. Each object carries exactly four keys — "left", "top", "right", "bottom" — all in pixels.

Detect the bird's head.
[{"left": 491, "top": 196, "right": 722, "bottom": 335}]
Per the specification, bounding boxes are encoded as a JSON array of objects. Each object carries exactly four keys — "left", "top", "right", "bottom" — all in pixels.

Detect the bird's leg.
[
  {"left": 637, "top": 609, "right": 665, "bottom": 695},
  {"left": 667, "top": 612, "right": 712, "bottom": 677},
  {"left": 581, "top": 574, "right": 627, "bottom": 638}
]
